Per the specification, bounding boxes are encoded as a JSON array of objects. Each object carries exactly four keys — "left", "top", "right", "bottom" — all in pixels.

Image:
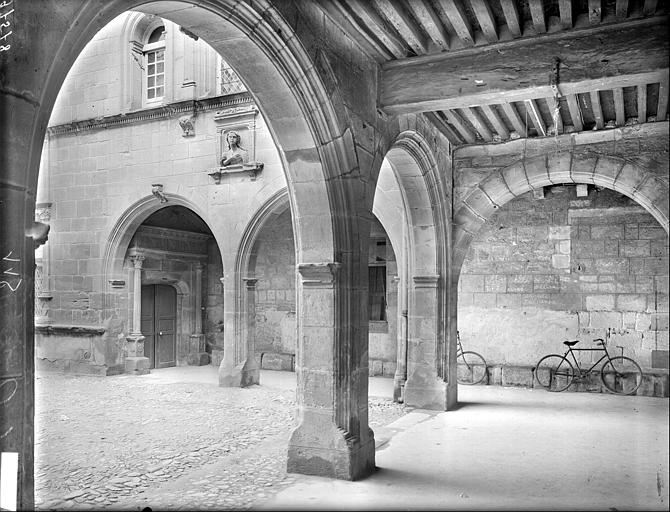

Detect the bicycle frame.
[{"left": 561, "top": 337, "right": 623, "bottom": 377}]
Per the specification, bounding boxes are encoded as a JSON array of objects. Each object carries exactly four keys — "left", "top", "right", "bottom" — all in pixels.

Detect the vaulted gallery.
[{"left": 0, "top": 1, "right": 668, "bottom": 509}]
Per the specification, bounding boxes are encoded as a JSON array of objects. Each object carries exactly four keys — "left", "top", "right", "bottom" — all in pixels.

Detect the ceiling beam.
[
  {"left": 613, "top": 87, "right": 625, "bottom": 126},
  {"left": 380, "top": 19, "right": 669, "bottom": 115},
  {"left": 314, "top": 0, "right": 394, "bottom": 60},
  {"left": 344, "top": 0, "right": 408, "bottom": 58},
  {"left": 373, "top": 0, "right": 429, "bottom": 55},
  {"left": 590, "top": 90, "right": 605, "bottom": 129},
  {"left": 443, "top": 109, "right": 477, "bottom": 143},
  {"left": 424, "top": 111, "right": 463, "bottom": 145},
  {"left": 588, "top": 0, "right": 602, "bottom": 25},
  {"left": 499, "top": 0, "right": 522, "bottom": 38},
  {"left": 565, "top": 94, "right": 584, "bottom": 131},
  {"left": 480, "top": 104, "right": 510, "bottom": 140},
  {"left": 615, "top": 0, "right": 629, "bottom": 19},
  {"left": 524, "top": 99, "right": 546, "bottom": 136},
  {"left": 643, "top": 0, "right": 658, "bottom": 16},
  {"left": 500, "top": 102, "right": 526, "bottom": 135},
  {"left": 637, "top": 84, "right": 647, "bottom": 123},
  {"left": 459, "top": 107, "right": 493, "bottom": 141},
  {"left": 558, "top": 0, "right": 573, "bottom": 29},
  {"left": 469, "top": 0, "right": 498, "bottom": 43},
  {"left": 436, "top": 0, "right": 474, "bottom": 46},
  {"left": 409, "top": 0, "right": 450, "bottom": 50},
  {"left": 528, "top": 0, "right": 546, "bottom": 34}
]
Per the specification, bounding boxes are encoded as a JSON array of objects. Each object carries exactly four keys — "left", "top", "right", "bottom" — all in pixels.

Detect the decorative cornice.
[{"left": 47, "top": 93, "right": 254, "bottom": 136}]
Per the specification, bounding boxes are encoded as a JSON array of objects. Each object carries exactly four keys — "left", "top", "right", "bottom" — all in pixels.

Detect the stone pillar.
[
  {"left": 125, "top": 253, "right": 150, "bottom": 375},
  {"left": 287, "top": 262, "right": 376, "bottom": 481},
  {"left": 403, "top": 275, "right": 449, "bottom": 409},
  {"left": 188, "top": 262, "right": 209, "bottom": 365},
  {"left": 218, "top": 275, "right": 259, "bottom": 386}
]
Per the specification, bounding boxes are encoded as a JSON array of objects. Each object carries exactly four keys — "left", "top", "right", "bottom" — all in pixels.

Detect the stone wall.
[
  {"left": 253, "top": 208, "right": 296, "bottom": 368},
  {"left": 458, "top": 185, "right": 669, "bottom": 379}
]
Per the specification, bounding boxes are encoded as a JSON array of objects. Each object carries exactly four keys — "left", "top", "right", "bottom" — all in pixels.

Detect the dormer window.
[{"left": 144, "top": 26, "right": 165, "bottom": 103}]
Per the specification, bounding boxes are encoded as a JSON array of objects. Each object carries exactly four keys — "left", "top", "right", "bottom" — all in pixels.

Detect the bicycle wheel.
[
  {"left": 601, "top": 356, "right": 643, "bottom": 395},
  {"left": 534, "top": 354, "right": 574, "bottom": 392},
  {"left": 457, "top": 351, "right": 487, "bottom": 385}
]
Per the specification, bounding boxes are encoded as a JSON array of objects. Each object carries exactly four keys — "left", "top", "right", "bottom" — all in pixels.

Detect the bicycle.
[
  {"left": 533, "top": 328, "right": 643, "bottom": 395},
  {"left": 456, "top": 331, "right": 488, "bottom": 385}
]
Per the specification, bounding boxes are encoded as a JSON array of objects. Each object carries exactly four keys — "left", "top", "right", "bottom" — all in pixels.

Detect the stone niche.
[{"left": 208, "top": 104, "right": 264, "bottom": 183}]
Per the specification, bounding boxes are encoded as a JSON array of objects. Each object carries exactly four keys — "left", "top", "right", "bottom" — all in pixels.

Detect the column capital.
[
  {"left": 297, "top": 262, "right": 341, "bottom": 286},
  {"left": 129, "top": 252, "right": 145, "bottom": 268},
  {"left": 242, "top": 277, "right": 258, "bottom": 288}
]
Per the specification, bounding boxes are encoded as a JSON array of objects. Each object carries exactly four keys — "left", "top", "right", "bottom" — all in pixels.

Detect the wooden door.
[{"left": 141, "top": 284, "right": 177, "bottom": 369}]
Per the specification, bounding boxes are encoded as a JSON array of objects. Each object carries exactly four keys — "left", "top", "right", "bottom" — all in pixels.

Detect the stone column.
[
  {"left": 218, "top": 275, "right": 260, "bottom": 386},
  {"left": 287, "top": 262, "right": 376, "bottom": 481},
  {"left": 403, "top": 275, "right": 449, "bottom": 409},
  {"left": 188, "top": 262, "right": 209, "bottom": 365},
  {"left": 125, "top": 253, "right": 150, "bottom": 375}
]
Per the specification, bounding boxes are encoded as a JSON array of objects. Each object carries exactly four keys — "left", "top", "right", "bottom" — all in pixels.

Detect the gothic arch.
[
  {"left": 232, "top": 189, "right": 291, "bottom": 358},
  {"left": 453, "top": 152, "right": 670, "bottom": 275},
  {"left": 382, "top": 129, "right": 453, "bottom": 408}
]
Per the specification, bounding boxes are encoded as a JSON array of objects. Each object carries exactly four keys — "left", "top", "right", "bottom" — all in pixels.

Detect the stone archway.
[
  {"left": 453, "top": 152, "right": 670, "bottom": 275},
  {"left": 380, "top": 129, "right": 454, "bottom": 410},
  {"left": 218, "top": 189, "right": 291, "bottom": 387},
  {"left": 1, "top": 1, "right": 376, "bottom": 504}
]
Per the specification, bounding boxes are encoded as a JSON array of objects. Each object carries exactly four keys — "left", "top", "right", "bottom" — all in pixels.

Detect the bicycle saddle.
[{"left": 563, "top": 340, "right": 580, "bottom": 346}]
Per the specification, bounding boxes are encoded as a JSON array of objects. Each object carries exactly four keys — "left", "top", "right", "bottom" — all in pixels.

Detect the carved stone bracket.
[
  {"left": 208, "top": 162, "right": 264, "bottom": 183},
  {"left": 298, "top": 262, "right": 341, "bottom": 287}
]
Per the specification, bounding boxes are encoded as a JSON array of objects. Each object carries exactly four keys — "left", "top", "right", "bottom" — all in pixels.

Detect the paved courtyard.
[{"left": 34, "top": 368, "right": 406, "bottom": 510}]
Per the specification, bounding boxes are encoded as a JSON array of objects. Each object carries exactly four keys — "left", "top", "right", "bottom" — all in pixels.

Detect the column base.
[
  {"left": 392, "top": 374, "right": 405, "bottom": 403},
  {"left": 125, "top": 357, "right": 150, "bottom": 375},
  {"left": 404, "top": 365, "right": 457, "bottom": 410},
  {"left": 187, "top": 352, "right": 210, "bottom": 366},
  {"left": 287, "top": 409, "right": 376, "bottom": 481},
  {"left": 218, "top": 355, "right": 260, "bottom": 387}
]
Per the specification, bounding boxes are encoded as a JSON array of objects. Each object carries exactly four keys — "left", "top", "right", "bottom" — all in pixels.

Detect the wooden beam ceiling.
[{"left": 380, "top": 19, "right": 668, "bottom": 115}]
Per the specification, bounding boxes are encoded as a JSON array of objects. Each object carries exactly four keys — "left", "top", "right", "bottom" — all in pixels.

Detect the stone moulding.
[
  {"left": 47, "top": 93, "right": 254, "bottom": 136},
  {"left": 35, "top": 324, "right": 106, "bottom": 336},
  {"left": 297, "top": 262, "right": 341, "bottom": 286},
  {"left": 413, "top": 275, "right": 439, "bottom": 288},
  {"left": 208, "top": 162, "right": 264, "bottom": 183}
]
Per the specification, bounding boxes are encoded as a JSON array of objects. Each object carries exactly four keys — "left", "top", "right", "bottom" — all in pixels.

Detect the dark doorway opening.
[{"left": 141, "top": 284, "right": 177, "bottom": 369}]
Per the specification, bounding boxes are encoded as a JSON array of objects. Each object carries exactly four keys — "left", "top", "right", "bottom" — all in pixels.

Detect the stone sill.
[{"left": 35, "top": 324, "right": 106, "bottom": 336}]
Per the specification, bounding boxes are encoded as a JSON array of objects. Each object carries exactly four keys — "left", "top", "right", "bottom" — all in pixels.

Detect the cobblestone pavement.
[{"left": 35, "top": 371, "right": 408, "bottom": 511}]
